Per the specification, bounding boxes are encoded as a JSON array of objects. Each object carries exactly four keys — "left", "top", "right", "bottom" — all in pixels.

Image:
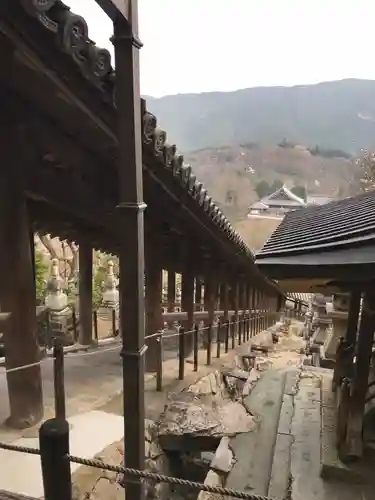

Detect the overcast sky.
[{"left": 69, "top": 0, "right": 375, "bottom": 97}]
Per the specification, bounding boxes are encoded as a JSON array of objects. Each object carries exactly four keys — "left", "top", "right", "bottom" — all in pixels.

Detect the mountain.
[{"left": 145, "top": 79, "right": 375, "bottom": 153}]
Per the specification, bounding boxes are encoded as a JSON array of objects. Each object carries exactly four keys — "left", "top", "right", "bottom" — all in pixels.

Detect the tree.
[
  {"left": 291, "top": 185, "right": 306, "bottom": 200},
  {"left": 270, "top": 179, "right": 283, "bottom": 192},
  {"left": 255, "top": 180, "right": 271, "bottom": 199},
  {"left": 34, "top": 250, "right": 47, "bottom": 303},
  {"left": 36, "top": 234, "right": 78, "bottom": 281},
  {"left": 357, "top": 150, "right": 375, "bottom": 192}
]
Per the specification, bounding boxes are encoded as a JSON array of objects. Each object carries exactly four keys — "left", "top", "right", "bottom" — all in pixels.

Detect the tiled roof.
[
  {"left": 287, "top": 293, "right": 312, "bottom": 304},
  {"left": 261, "top": 185, "right": 306, "bottom": 207},
  {"left": 17, "top": 1, "right": 255, "bottom": 263},
  {"left": 257, "top": 190, "right": 375, "bottom": 258}
]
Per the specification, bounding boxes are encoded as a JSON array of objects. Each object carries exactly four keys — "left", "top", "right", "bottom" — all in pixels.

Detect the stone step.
[
  {"left": 225, "top": 370, "right": 286, "bottom": 496},
  {"left": 267, "top": 369, "right": 300, "bottom": 500}
]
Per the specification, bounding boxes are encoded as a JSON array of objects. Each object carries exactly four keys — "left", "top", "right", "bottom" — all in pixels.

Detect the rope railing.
[
  {"left": 0, "top": 310, "right": 284, "bottom": 500},
  {"left": 0, "top": 313, "right": 277, "bottom": 378},
  {"left": 0, "top": 441, "right": 276, "bottom": 500},
  {"left": 30, "top": 306, "right": 273, "bottom": 347}
]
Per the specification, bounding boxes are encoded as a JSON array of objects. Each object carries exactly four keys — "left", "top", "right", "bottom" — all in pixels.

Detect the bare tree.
[
  {"left": 356, "top": 149, "right": 375, "bottom": 193},
  {"left": 36, "top": 234, "right": 78, "bottom": 280}
]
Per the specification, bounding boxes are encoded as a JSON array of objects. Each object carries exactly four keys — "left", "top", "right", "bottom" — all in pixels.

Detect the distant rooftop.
[
  {"left": 306, "top": 195, "right": 334, "bottom": 206},
  {"left": 260, "top": 185, "right": 306, "bottom": 207}
]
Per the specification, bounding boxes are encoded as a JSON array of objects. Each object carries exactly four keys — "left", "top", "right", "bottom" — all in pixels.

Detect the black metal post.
[
  {"left": 193, "top": 323, "right": 199, "bottom": 371},
  {"left": 72, "top": 308, "right": 78, "bottom": 343},
  {"left": 156, "top": 332, "right": 163, "bottom": 392},
  {"left": 39, "top": 418, "right": 72, "bottom": 500},
  {"left": 242, "top": 315, "right": 246, "bottom": 343},
  {"left": 178, "top": 325, "right": 185, "bottom": 380},
  {"left": 231, "top": 315, "right": 235, "bottom": 349},
  {"left": 216, "top": 319, "right": 221, "bottom": 358},
  {"left": 45, "top": 310, "right": 52, "bottom": 349},
  {"left": 93, "top": 310, "right": 98, "bottom": 342},
  {"left": 238, "top": 315, "right": 242, "bottom": 345},
  {"left": 112, "top": 308, "right": 117, "bottom": 337},
  {"left": 206, "top": 323, "right": 212, "bottom": 365},
  {"left": 53, "top": 338, "right": 66, "bottom": 421},
  {"left": 224, "top": 320, "right": 229, "bottom": 353}
]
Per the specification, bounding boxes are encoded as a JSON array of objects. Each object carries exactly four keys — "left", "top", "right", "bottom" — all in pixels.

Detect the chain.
[{"left": 0, "top": 443, "right": 274, "bottom": 500}]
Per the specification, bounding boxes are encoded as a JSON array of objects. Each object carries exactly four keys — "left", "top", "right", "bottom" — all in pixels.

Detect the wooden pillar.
[
  {"left": 195, "top": 278, "right": 202, "bottom": 311},
  {"left": 167, "top": 269, "right": 175, "bottom": 329},
  {"left": 78, "top": 242, "right": 93, "bottom": 345},
  {"left": 222, "top": 281, "right": 230, "bottom": 322},
  {"left": 0, "top": 125, "right": 43, "bottom": 428},
  {"left": 205, "top": 271, "right": 218, "bottom": 338},
  {"left": 256, "top": 290, "right": 260, "bottom": 332},
  {"left": 113, "top": 9, "right": 146, "bottom": 499},
  {"left": 233, "top": 280, "right": 240, "bottom": 335},
  {"left": 145, "top": 244, "right": 163, "bottom": 372},
  {"left": 345, "top": 291, "right": 361, "bottom": 347},
  {"left": 167, "top": 270, "right": 175, "bottom": 313},
  {"left": 344, "top": 290, "right": 375, "bottom": 459},
  {"left": 332, "top": 291, "right": 361, "bottom": 391},
  {"left": 181, "top": 254, "right": 195, "bottom": 355},
  {"left": 241, "top": 281, "right": 247, "bottom": 313},
  {"left": 245, "top": 283, "right": 250, "bottom": 312}
]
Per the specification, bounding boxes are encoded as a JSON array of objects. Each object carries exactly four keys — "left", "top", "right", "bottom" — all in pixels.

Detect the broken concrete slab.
[
  {"left": 210, "top": 437, "right": 234, "bottom": 474},
  {"left": 197, "top": 469, "right": 224, "bottom": 500},
  {"left": 157, "top": 392, "right": 256, "bottom": 451},
  {"left": 251, "top": 344, "right": 270, "bottom": 354},
  {"left": 242, "top": 370, "right": 261, "bottom": 398},
  {"left": 188, "top": 371, "right": 227, "bottom": 398},
  {"left": 284, "top": 369, "right": 300, "bottom": 396},
  {"left": 222, "top": 368, "right": 250, "bottom": 381},
  {"left": 256, "top": 357, "right": 273, "bottom": 371}
]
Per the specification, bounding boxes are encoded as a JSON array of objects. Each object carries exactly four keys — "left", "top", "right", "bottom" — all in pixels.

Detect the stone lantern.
[
  {"left": 45, "top": 258, "right": 72, "bottom": 345},
  {"left": 323, "top": 293, "right": 349, "bottom": 366},
  {"left": 102, "top": 260, "right": 119, "bottom": 307},
  {"left": 97, "top": 261, "right": 120, "bottom": 332},
  {"left": 45, "top": 258, "right": 68, "bottom": 311}
]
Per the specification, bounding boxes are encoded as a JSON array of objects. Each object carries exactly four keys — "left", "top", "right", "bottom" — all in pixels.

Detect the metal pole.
[
  {"left": 193, "top": 323, "right": 199, "bottom": 371},
  {"left": 113, "top": 2, "right": 146, "bottom": 498},
  {"left": 156, "top": 332, "right": 163, "bottom": 392},
  {"left": 178, "top": 326, "right": 185, "bottom": 380},
  {"left": 53, "top": 338, "right": 66, "bottom": 421},
  {"left": 39, "top": 418, "right": 72, "bottom": 500}
]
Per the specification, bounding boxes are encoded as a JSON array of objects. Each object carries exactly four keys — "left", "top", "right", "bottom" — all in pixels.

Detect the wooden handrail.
[{"left": 162, "top": 309, "right": 266, "bottom": 322}]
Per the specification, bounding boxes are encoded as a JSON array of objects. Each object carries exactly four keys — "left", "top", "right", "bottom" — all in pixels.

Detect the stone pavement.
[{"left": 224, "top": 352, "right": 374, "bottom": 499}]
